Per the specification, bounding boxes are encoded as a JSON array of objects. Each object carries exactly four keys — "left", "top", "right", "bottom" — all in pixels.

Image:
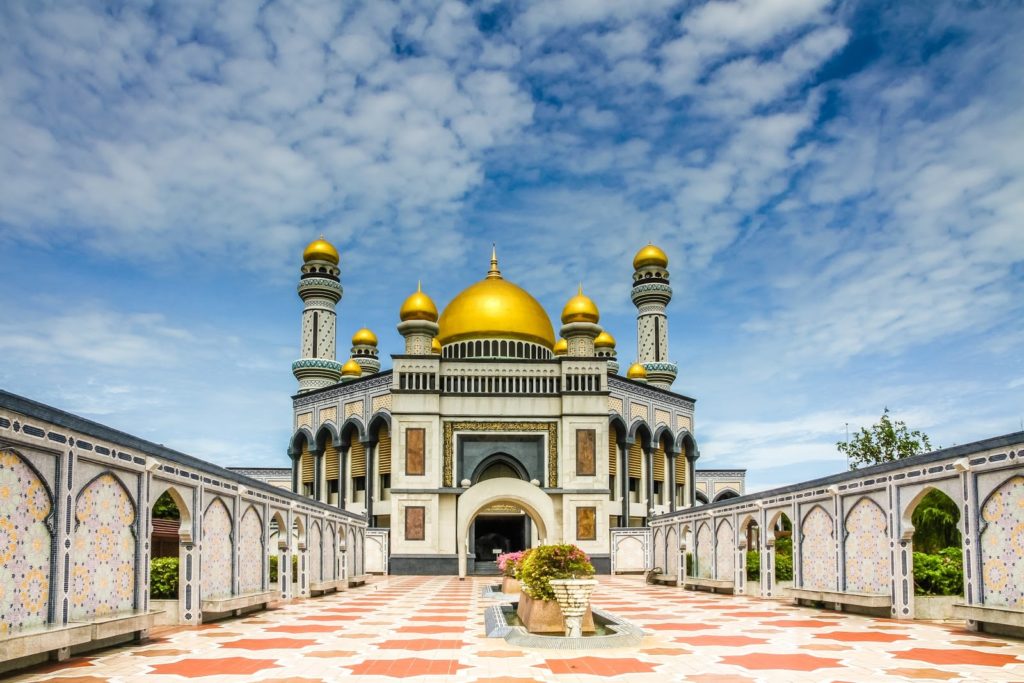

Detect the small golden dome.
[
  {"left": 626, "top": 362, "right": 648, "bottom": 380},
  {"left": 553, "top": 338, "right": 568, "bottom": 356},
  {"left": 560, "top": 284, "right": 600, "bottom": 324},
  {"left": 352, "top": 328, "right": 377, "bottom": 347},
  {"left": 303, "top": 236, "right": 339, "bottom": 264},
  {"left": 431, "top": 337, "right": 442, "bottom": 354},
  {"left": 400, "top": 282, "right": 439, "bottom": 322},
  {"left": 437, "top": 247, "right": 555, "bottom": 348},
  {"left": 595, "top": 330, "right": 616, "bottom": 348},
  {"left": 341, "top": 358, "right": 362, "bottom": 377},
  {"left": 633, "top": 243, "right": 668, "bottom": 270}
]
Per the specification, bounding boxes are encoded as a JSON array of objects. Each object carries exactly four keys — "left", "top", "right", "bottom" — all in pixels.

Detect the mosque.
[{"left": 286, "top": 238, "right": 738, "bottom": 575}]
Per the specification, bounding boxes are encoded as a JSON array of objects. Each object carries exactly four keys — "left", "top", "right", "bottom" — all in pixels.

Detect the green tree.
[
  {"left": 912, "top": 489, "right": 961, "bottom": 554},
  {"left": 152, "top": 491, "right": 180, "bottom": 520},
  {"left": 837, "top": 409, "right": 933, "bottom": 470}
]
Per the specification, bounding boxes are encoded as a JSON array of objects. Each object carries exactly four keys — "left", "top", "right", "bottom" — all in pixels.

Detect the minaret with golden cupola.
[
  {"left": 398, "top": 282, "right": 439, "bottom": 355},
  {"left": 559, "top": 285, "right": 602, "bottom": 357},
  {"left": 595, "top": 330, "right": 618, "bottom": 374},
  {"left": 631, "top": 243, "right": 677, "bottom": 389},
  {"left": 293, "top": 236, "right": 344, "bottom": 393},
  {"left": 350, "top": 327, "right": 380, "bottom": 375}
]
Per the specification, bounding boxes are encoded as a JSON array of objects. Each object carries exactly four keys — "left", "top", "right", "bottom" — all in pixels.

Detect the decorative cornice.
[
  {"left": 292, "top": 358, "right": 344, "bottom": 372},
  {"left": 630, "top": 282, "right": 672, "bottom": 295},
  {"left": 292, "top": 371, "right": 393, "bottom": 407},
  {"left": 608, "top": 375, "right": 695, "bottom": 410},
  {"left": 297, "top": 277, "right": 343, "bottom": 292}
]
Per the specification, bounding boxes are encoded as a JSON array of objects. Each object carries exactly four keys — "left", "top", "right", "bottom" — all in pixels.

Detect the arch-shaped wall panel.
[
  {"left": 844, "top": 497, "right": 889, "bottom": 593},
  {"left": 800, "top": 505, "right": 835, "bottom": 591},
  {"left": 695, "top": 522, "right": 713, "bottom": 578},
  {"left": 201, "top": 498, "right": 233, "bottom": 600},
  {"left": 715, "top": 519, "right": 735, "bottom": 581},
  {"left": 979, "top": 475, "right": 1024, "bottom": 608},
  {"left": 71, "top": 472, "right": 136, "bottom": 620},
  {"left": 238, "top": 505, "right": 263, "bottom": 594}
]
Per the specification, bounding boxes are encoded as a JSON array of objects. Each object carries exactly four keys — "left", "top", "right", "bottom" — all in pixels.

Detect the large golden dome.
[
  {"left": 400, "top": 282, "right": 439, "bottom": 322},
  {"left": 303, "top": 236, "right": 340, "bottom": 264},
  {"left": 437, "top": 248, "right": 556, "bottom": 349},
  {"left": 633, "top": 243, "right": 668, "bottom": 270},
  {"left": 560, "top": 285, "right": 600, "bottom": 324}
]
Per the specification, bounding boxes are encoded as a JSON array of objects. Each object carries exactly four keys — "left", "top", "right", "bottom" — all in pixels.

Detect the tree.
[
  {"left": 152, "top": 491, "right": 181, "bottom": 520},
  {"left": 837, "top": 408, "right": 933, "bottom": 470}
]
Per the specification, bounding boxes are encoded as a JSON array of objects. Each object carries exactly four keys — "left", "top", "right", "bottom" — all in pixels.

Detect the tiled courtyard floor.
[{"left": 12, "top": 575, "right": 1024, "bottom": 682}]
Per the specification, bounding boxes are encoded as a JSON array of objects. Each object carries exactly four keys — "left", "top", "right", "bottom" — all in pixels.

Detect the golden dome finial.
[
  {"left": 561, "top": 283, "right": 600, "bottom": 324},
  {"left": 431, "top": 337, "right": 442, "bottom": 354},
  {"left": 487, "top": 244, "right": 502, "bottom": 280},
  {"left": 303, "top": 236, "right": 339, "bottom": 264},
  {"left": 627, "top": 362, "right": 648, "bottom": 380},
  {"left": 633, "top": 243, "right": 668, "bottom": 270},
  {"left": 400, "top": 281, "right": 439, "bottom": 322},
  {"left": 553, "top": 338, "right": 568, "bottom": 356},
  {"left": 341, "top": 358, "right": 362, "bottom": 377},
  {"left": 595, "top": 330, "right": 616, "bottom": 349},
  {"left": 352, "top": 327, "right": 378, "bottom": 347}
]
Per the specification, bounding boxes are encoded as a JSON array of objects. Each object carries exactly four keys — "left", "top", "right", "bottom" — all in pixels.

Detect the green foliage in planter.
[
  {"left": 150, "top": 557, "right": 179, "bottom": 599},
  {"left": 267, "top": 555, "right": 300, "bottom": 585},
  {"left": 774, "top": 537, "right": 793, "bottom": 581},
  {"left": 913, "top": 548, "right": 963, "bottom": 596},
  {"left": 746, "top": 550, "right": 760, "bottom": 581},
  {"left": 269, "top": 555, "right": 278, "bottom": 583},
  {"left": 519, "top": 544, "right": 595, "bottom": 602},
  {"left": 292, "top": 554, "right": 299, "bottom": 582},
  {"left": 685, "top": 552, "right": 693, "bottom": 576}
]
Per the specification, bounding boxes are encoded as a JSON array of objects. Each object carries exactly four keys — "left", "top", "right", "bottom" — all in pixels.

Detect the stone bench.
[
  {"left": 684, "top": 577, "right": 734, "bottom": 594},
  {"left": 1, "top": 610, "right": 160, "bottom": 669},
  {"left": 347, "top": 574, "right": 369, "bottom": 588},
  {"left": 788, "top": 587, "right": 890, "bottom": 611},
  {"left": 650, "top": 574, "right": 679, "bottom": 586},
  {"left": 954, "top": 603, "right": 1024, "bottom": 632},
  {"left": 310, "top": 578, "right": 347, "bottom": 595},
  {"left": 201, "top": 590, "right": 276, "bottom": 618}
]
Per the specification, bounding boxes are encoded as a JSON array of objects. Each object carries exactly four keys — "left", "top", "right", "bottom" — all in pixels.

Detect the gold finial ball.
[
  {"left": 626, "top": 362, "right": 648, "bottom": 380},
  {"left": 553, "top": 338, "right": 568, "bottom": 356},
  {"left": 633, "top": 243, "right": 668, "bottom": 270},
  {"left": 431, "top": 337, "right": 442, "bottom": 354},
  {"left": 352, "top": 328, "right": 378, "bottom": 347},
  {"left": 341, "top": 358, "right": 362, "bottom": 377},
  {"left": 595, "top": 330, "right": 616, "bottom": 349},
  {"left": 303, "top": 237, "right": 340, "bottom": 264},
  {"left": 400, "top": 283, "right": 439, "bottom": 322},
  {"left": 560, "top": 286, "right": 600, "bottom": 324}
]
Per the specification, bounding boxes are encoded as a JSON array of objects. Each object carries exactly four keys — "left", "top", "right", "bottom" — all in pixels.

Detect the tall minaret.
[
  {"left": 631, "top": 243, "right": 677, "bottom": 389},
  {"left": 292, "top": 236, "right": 344, "bottom": 392}
]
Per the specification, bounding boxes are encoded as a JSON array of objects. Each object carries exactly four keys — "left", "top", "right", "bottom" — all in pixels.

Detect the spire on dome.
[{"left": 487, "top": 244, "right": 502, "bottom": 279}]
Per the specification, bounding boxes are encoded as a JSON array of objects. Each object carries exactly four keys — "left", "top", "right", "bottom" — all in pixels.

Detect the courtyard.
[{"left": 11, "top": 575, "right": 1024, "bottom": 683}]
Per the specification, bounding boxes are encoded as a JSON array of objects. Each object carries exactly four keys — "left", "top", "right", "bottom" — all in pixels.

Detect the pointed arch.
[
  {"left": 239, "top": 504, "right": 264, "bottom": 593},
  {"left": 367, "top": 411, "right": 392, "bottom": 440},
  {"left": 695, "top": 520, "right": 713, "bottom": 578},
  {"left": 843, "top": 497, "right": 889, "bottom": 594},
  {"left": 608, "top": 413, "right": 628, "bottom": 435},
  {"left": 309, "top": 520, "right": 323, "bottom": 584},
  {"left": 314, "top": 422, "right": 340, "bottom": 451},
  {"left": 0, "top": 448, "right": 54, "bottom": 632},
  {"left": 715, "top": 518, "right": 735, "bottom": 581},
  {"left": 339, "top": 415, "right": 367, "bottom": 445},
  {"left": 628, "top": 419, "right": 652, "bottom": 448},
  {"left": 978, "top": 475, "right": 1024, "bottom": 608},
  {"left": 800, "top": 504, "right": 835, "bottom": 591},
  {"left": 72, "top": 472, "right": 137, "bottom": 619},
  {"left": 288, "top": 426, "right": 316, "bottom": 457},
  {"left": 653, "top": 425, "right": 676, "bottom": 453},
  {"left": 675, "top": 430, "right": 698, "bottom": 460},
  {"left": 202, "top": 497, "right": 233, "bottom": 599}
]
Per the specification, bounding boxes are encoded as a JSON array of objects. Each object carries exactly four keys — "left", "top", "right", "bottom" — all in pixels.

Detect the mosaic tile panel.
[
  {"left": 608, "top": 396, "right": 623, "bottom": 415},
  {"left": 696, "top": 522, "right": 713, "bottom": 578},
  {"left": 372, "top": 393, "right": 392, "bottom": 414},
  {"left": 71, "top": 473, "right": 136, "bottom": 620},
  {"left": 980, "top": 475, "right": 1024, "bottom": 608},
  {"left": 238, "top": 505, "right": 263, "bottom": 594},
  {"left": 844, "top": 498, "right": 889, "bottom": 594},
  {"left": 324, "top": 524, "right": 337, "bottom": 580},
  {"left": 716, "top": 520, "right": 735, "bottom": 582},
  {"left": 0, "top": 449, "right": 52, "bottom": 634},
  {"left": 801, "top": 506, "right": 836, "bottom": 591},
  {"left": 202, "top": 498, "right": 233, "bottom": 599},
  {"left": 310, "top": 521, "right": 323, "bottom": 584}
]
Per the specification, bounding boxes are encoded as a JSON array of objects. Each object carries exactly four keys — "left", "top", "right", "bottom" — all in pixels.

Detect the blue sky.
[{"left": 1, "top": 0, "right": 1022, "bottom": 491}]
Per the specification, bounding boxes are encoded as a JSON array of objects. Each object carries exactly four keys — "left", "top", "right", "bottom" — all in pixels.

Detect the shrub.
[
  {"left": 269, "top": 555, "right": 278, "bottom": 583},
  {"left": 519, "top": 544, "right": 595, "bottom": 601},
  {"left": 497, "top": 550, "right": 527, "bottom": 578},
  {"left": 685, "top": 552, "right": 693, "bottom": 576},
  {"left": 746, "top": 550, "right": 760, "bottom": 581},
  {"left": 774, "top": 537, "right": 793, "bottom": 581},
  {"left": 150, "top": 557, "right": 179, "bottom": 599},
  {"left": 914, "top": 547, "right": 963, "bottom": 596}
]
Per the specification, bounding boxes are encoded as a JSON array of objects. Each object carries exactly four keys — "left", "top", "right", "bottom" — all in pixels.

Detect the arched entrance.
[{"left": 456, "top": 478, "right": 559, "bottom": 578}]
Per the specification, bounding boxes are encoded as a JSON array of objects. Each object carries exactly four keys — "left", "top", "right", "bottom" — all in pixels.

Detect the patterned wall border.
[{"left": 442, "top": 421, "right": 559, "bottom": 488}]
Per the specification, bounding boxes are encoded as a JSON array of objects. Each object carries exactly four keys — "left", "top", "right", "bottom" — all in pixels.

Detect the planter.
[
  {"left": 501, "top": 577, "right": 521, "bottom": 595},
  {"left": 516, "top": 591, "right": 596, "bottom": 634},
  {"left": 549, "top": 579, "right": 599, "bottom": 637}
]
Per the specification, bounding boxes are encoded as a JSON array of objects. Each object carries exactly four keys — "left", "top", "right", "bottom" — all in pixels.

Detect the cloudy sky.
[{"left": 1, "top": 0, "right": 1022, "bottom": 491}]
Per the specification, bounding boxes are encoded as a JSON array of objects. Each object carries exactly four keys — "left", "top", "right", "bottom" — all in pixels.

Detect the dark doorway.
[{"left": 473, "top": 515, "right": 527, "bottom": 562}]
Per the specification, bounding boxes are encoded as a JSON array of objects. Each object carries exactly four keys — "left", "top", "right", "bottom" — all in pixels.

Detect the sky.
[{"left": 1, "top": 0, "right": 1022, "bottom": 492}]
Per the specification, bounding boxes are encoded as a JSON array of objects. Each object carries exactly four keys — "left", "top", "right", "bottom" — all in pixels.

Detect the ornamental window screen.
[
  {"left": 653, "top": 446, "right": 666, "bottom": 482},
  {"left": 628, "top": 441, "right": 642, "bottom": 479},
  {"left": 675, "top": 450, "right": 686, "bottom": 485},
  {"left": 350, "top": 441, "right": 366, "bottom": 478},
  {"left": 608, "top": 432, "right": 617, "bottom": 475},
  {"left": 377, "top": 425, "right": 391, "bottom": 475},
  {"left": 325, "top": 441, "right": 340, "bottom": 480},
  {"left": 301, "top": 443, "right": 314, "bottom": 484}
]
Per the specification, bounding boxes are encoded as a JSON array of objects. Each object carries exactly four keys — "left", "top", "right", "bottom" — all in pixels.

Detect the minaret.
[
  {"left": 631, "top": 244, "right": 677, "bottom": 389},
  {"left": 398, "top": 282, "right": 439, "bottom": 355},
  {"left": 559, "top": 285, "right": 601, "bottom": 357},
  {"left": 595, "top": 331, "right": 618, "bottom": 374},
  {"left": 350, "top": 328, "right": 381, "bottom": 375},
  {"left": 293, "top": 236, "right": 343, "bottom": 392}
]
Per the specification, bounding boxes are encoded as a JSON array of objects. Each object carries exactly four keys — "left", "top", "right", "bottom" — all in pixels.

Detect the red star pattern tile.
[
  {"left": 539, "top": 657, "right": 660, "bottom": 675},
  {"left": 893, "top": 648, "right": 1023, "bottom": 666},
  {"left": 719, "top": 653, "right": 844, "bottom": 671},
  {"left": 345, "top": 658, "right": 469, "bottom": 677},
  {"left": 149, "top": 657, "right": 281, "bottom": 677}
]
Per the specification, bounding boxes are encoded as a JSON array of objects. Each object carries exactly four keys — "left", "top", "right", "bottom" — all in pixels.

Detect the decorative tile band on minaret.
[
  {"left": 631, "top": 243, "right": 677, "bottom": 389},
  {"left": 293, "top": 236, "right": 343, "bottom": 392}
]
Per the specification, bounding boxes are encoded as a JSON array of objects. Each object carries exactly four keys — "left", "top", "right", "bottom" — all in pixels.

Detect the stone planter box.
[
  {"left": 151, "top": 599, "right": 180, "bottom": 626},
  {"left": 501, "top": 577, "right": 521, "bottom": 594},
  {"left": 915, "top": 596, "right": 958, "bottom": 620},
  {"left": 516, "top": 592, "right": 595, "bottom": 634}
]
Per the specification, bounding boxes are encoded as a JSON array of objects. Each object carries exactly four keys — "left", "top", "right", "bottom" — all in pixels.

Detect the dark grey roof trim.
[{"left": 0, "top": 390, "right": 365, "bottom": 522}]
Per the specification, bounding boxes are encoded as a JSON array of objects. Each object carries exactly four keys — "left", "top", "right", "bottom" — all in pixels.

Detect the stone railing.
[
  {"left": 0, "top": 390, "right": 367, "bottom": 671},
  {"left": 648, "top": 432, "right": 1024, "bottom": 633}
]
